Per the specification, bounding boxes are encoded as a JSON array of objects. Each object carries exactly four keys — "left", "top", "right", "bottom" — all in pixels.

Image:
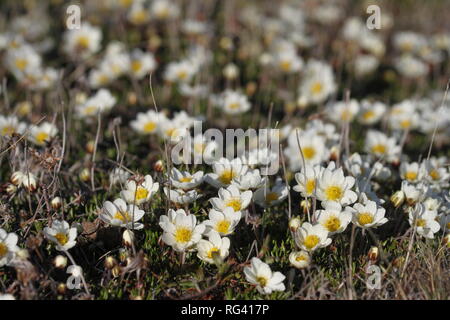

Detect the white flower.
[
  {"left": 43, "top": 220, "right": 77, "bottom": 251},
  {"left": 314, "top": 201, "right": 352, "bottom": 234},
  {"left": 351, "top": 200, "right": 388, "bottom": 229},
  {"left": 253, "top": 180, "right": 288, "bottom": 208},
  {"left": 164, "top": 188, "right": 202, "bottom": 204},
  {"left": 164, "top": 60, "right": 198, "bottom": 83},
  {"left": 400, "top": 162, "right": 425, "bottom": 183},
  {"left": 423, "top": 160, "right": 449, "bottom": 186},
  {"left": 63, "top": 22, "right": 102, "bottom": 59},
  {"left": 231, "top": 169, "right": 267, "bottom": 191},
  {"left": 210, "top": 185, "right": 252, "bottom": 219},
  {"left": 76, "top": 89, "right": 117, "bottom": 118},
  {"left": 295, "top": 222, "right": 332, "bottom": 252},
  {"left": 388, "top": 100, "right": 420, "bottom": 131},
  {"left": 316, "top": 163, "right": 357, "bottom": 206},
  {"left": 395, "top": 54, "right": 428, "bottom": 79},
  {"left": 130, "top": 110, "right": 167, "bottom": 135},
  {"left": 4, "top": 45, "right": 41, "bottom": 81},
  {"left": 100, "top": 198, "right": 145, "bottom": 230},
  {"left": 151, "top": 0, "right": 179, "bottom": 20},
  {"left": 327, "top": 99, "right": 360, "bottom": 124},
  {"left": 293, "top": 164, "right": 323, "bottom": 197},
  {"left": 298, "top": 59, "right": 336, "bottom": 105},
  {"left": 159, "top": 209, "right": 205, "bottom": 252},
  {"left": 274, "top": 50, "right": 303, "bottom": 73},
  {"left": 408, "top": 204, "right": 441, "bottom": 239},
  {"left": 284, "top": 130, "right": 328, "bottom": 171},
  {"left": 129, "top": 49, "right": 157, "bottom": 79},
  {"left": 191, "top": 134, "right": 217, "bottom": 163},
  {"left": 289, "top": 251, "right": 311, "bottom": 269},
  {"left": 120, "top": 175, "right": 159, "bottom": 205},
  {"left": 401, "top": 181, "right": 427, "bottom": 205},
  {"left": 215, "top": 90, "right": 251, "bottom": 115},
  {"left": 0, "top": 228, "right": 19, "bottom": 267},
  {"left": 205, "top": 158, "right": 249, "bottom": 188},
  {"left": 169, "top": 168, "right": 204, "bottom": 190},
  {"left": 202, "top": 207, "right": 241, "bottom": 236},
  {"left": 0, "top": 115, "right": 26, "bottom": 137},
  {"left": 28, "top": 121, "right": 58, "bottom": 146},
  {"left": 196, "top": 230, "right": 230, "bottom": 264},
  {"left": 357, "top": 100, "right": 386, "bottom": 125},
  {"left": 244, "top": 257, "right": 286, "bottom": 295},
  {"left": 365, "top": 130, "right": 400, "bottom": 162}
]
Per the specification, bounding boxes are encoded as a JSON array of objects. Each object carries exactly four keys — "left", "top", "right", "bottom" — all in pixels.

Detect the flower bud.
[
  {"left": 16, "top": 101, "right": 32, "bottom": 116},
  {"left": 223, "top": 63, "right": 239, "bottom": 80},
  {"left": 51, "top": 197, "right": 62, "bottom": 210},
  {"left": 11, "top": 171, "right": 23, "bottom": 186},
  {"left": 6, "top": 184, "right": 17, "bottom": 195},
  {"left": 85, "top": 141, "right": 95, "bottom": 154},
  {"left": 16, "top": 249, "right": 29, "bottom": 260},
  {"left": 368, "top": 246, "right": 379, "bottom": 262},
  {"left": 443, "top": 234, "right": 450, "bottom": 249},
  {"left": 153, "top": 160, "right": 164, "bottom": 172},
  {"left": 122, "top": 230, "right": 135, "bottom": 247},
  {"left": 119, "top": 248, "right": 129, "bottom": 262},
  {"left": 79, "top": 168, "right": 91, "bottom": 182},
  {"left": 390, "top": 190, "right": 405, "bottom": 208},
  {"left": 54, "top": 255, "right": 68, "bottom": 269},
  {"left": 127, "top": 92, "right": 137, "bottom": 105},
  {"left": 57, "top": 283, "right": 66, "bottom": 295},
  {"left": 104, "top": 256, "right": 117, "bottom": 270},
  {"left": 300, "top": 199, "right": 311, "bottom": 215},
  {"left": 289, "top": 216, "right": 301, "bottom": 232},
  {"left": 112, "top": 265, "right": 121, "bottom": 278}
]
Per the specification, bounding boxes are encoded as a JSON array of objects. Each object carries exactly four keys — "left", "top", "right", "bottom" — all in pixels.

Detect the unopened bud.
[
  {"left": 85, "top": 141, "right": 95, "bottom": 154},
  {"left": 57, "top": 283, "right": 66, "bottom": 295},
  {"left": 79, "top": 168, "right": 91, "bottom": 182},
  {"left": 443, "top": 234, "right": 450, "bottom": 249},
  {"left": 104, "top": 256, "right": 117, "bottom": 270},
  {"left": 6, "top": 184, "right": 17, "bottom": 194},
  {"left": 112, "top": 265, "right": 121, "bottom": 278},
  {"left": 329, "top": 145, "right": 340, "bottom": 162},
  {"left": 51, "top": 197, "right": 62, "bottom": 210},
  {"left": 223, "top": 63, "right": 239, "bottom": 80},
  {"left": 390, "top": 191, "right": 405, "bottom": 208},
  {"left": 153, "top": 160, "right": 164, "bottom": 172},
  {"left": 119, "top": 248, "right": 129, "bottom": 262},
  {"left": 122, "top": 230, "right": 135, "bottom": 247},
  {"left": 300, "top": 199, "right": 311, "bottom": 215},
  {"left": 16, "top": 249, "right": 29, "bottom": 260},
  {"left": 128, "top": 92, "right": 137, "bottom": 105},
  {"left": 368, "top": 246, "right": 379, "bottom": 262},
  {"left": 54, "top": 255, "right": 68, "bottom": 269},
  {"left": 289, "top": 216, "right": 301, "bottom": 232}
]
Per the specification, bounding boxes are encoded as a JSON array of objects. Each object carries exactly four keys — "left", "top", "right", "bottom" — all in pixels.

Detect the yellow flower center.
[
  {"left": 400, "top": 119, "right": 411, "bottom": 129},
  {"left": 415, "top": 219, "right": 426, "bottom": 228},
  {"left": 36, "top": 131, "right": 49, "bottom": 144},
  {"left": 324, "top": 216, "right": 341, "bottom": 232},
  {"left": 304, "top": 235, "right": 320, "bottom": 250},
  {"left": 114, "top": 211, "right": 132, "bottom": 223},
  {"left": 0, "top": 243, "right": 8, "bottom": 258},
  {"left": 256, "top": 276, "right": 268, "bottom": 287},
  {"left": 429, "top": 169, "right": 440, "bottom": 180},
  {"left": 265, "top": 192, "right": 279, "bottom": 204},
  {"left": 371, "top": 144, "right": 386, "bottom": 154},
  {"left": 295, "top": 254, "right": 307, "bottom": 262},
  {"left": 207, "top": 247, "right": 220, "bottom": 259},
  {"left": 177, "top": 70, "right": 188, "bottom": 80},
  {"left": 216, "top": 220, "right": 231, "bottom": 234},
  {"left": 305, "top": 179, "right": 316, "bottom": 195},
  {"left": 358, "top": 213, "right": 374, "bottom": 226},
  {"left": 302, "top": 146, "right": 316, "bottom": 160},
  {"left": 179, "top": 176, "right": 193, "bottom": 183},
  {"left": 311, "top": 82, "right": 323, "bottom": 95},
  {"left": 362, "top": 110, "right": 375, "bottom": 120},
  {"left": 135, "top": 187, "right": 149, "bottom": 201},
  {"left": 174, "top": 227, "right": 192, "bottom": 243},
  {"left": 225, "top": 198, "right": 242, "bottom": 212},
  {"left": 77, "top": 36, "right": 90, "bottom": 49},
  {"left": 1, "top": 126, "right": 15, "bottom": 136},
  {"left": 405, "top": 171, "right": 417, "bottom": 181},
  {"left": 131, "top": 10, "right": 148, "bottom": 24},
  {"left": 218, "top": 169, "right": 235, "bottom": 185},
  {"left": 15, "top": 58, "right": 28, "bottom": 71},
  {"left": 84, "top": 105, "right": 97, "bottom": 115},
  {"left": 280, "top": 60, "right": 292, "bottom": 71},
  {"left": 131, "top": 60, "right": 143, "bottom": 72},
  {"left": 228, "top": 102, "right": 240, "bottom": 110},
  {"left": 55, "top": 233, "right": 68, "bottom": 246},
  {"left": 165, "top": 128, "right": 178, "bottom": 138},
  {"left": 325, "top": 186, "right": 343, "bottom": 201},
  {"left": 143, "top": 122, "right": 156, "bottom": 133}
]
